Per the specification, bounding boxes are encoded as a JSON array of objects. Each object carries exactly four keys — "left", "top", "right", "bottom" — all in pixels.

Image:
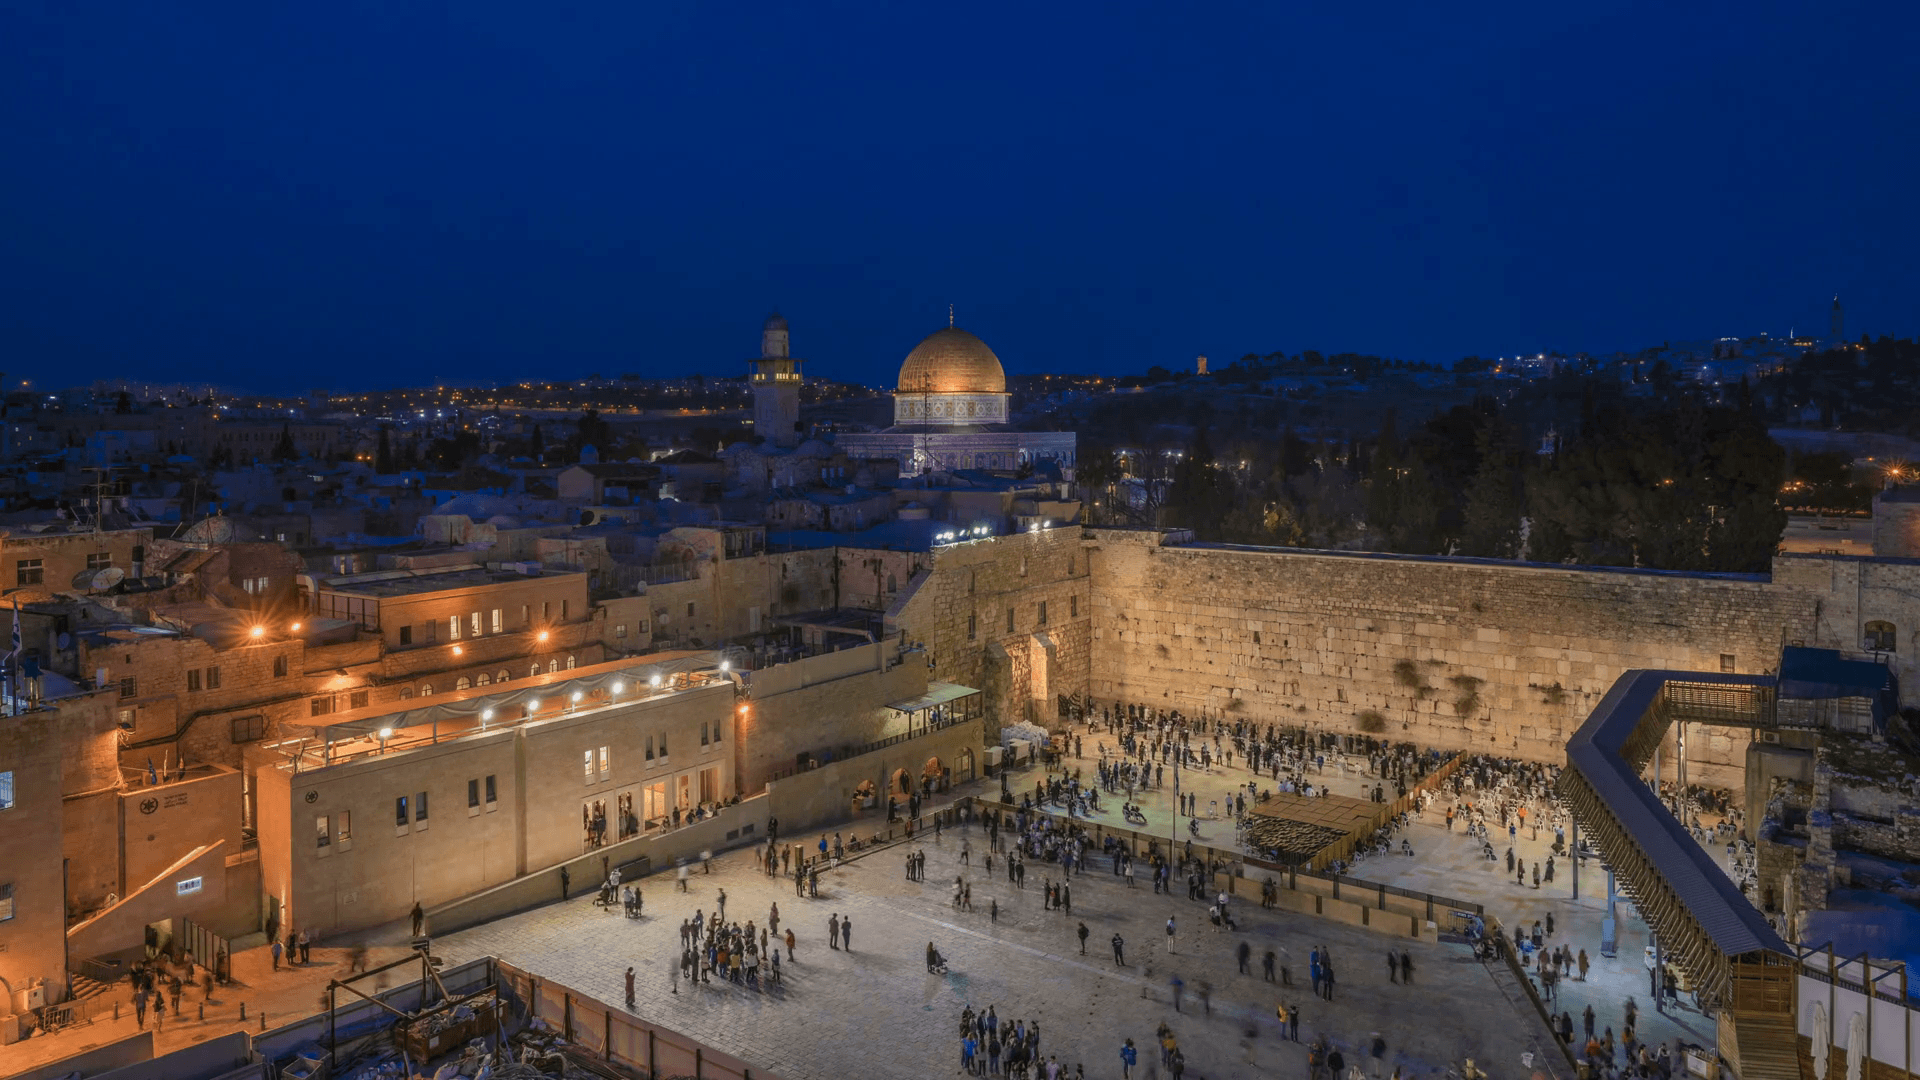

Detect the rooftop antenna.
[{"left": 948, "top": 304, "right": 954, "bottom": 327}]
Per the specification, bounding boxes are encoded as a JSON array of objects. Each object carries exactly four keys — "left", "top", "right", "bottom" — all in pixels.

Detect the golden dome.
[{"left": 897, "top": 327, "right": 1006, "bottom": 395}]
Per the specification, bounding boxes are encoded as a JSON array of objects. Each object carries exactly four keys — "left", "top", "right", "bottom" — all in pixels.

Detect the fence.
[
  {"left": 1301, "top": 752, "right": 1463, "bottom": 872},
  {"left": 494, "top": 959, "right": 780, "bottom": 1080},
  {"left": 177, "top": 919, "right": 230, "bottom": 975}
]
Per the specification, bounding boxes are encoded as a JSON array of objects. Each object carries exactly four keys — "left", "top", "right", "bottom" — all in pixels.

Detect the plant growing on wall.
[
  {"left": 1531, "top": 681, "right": 1569, "bottom": 706},
  {"left": 1450, "top": 673, "right": 1483, "bottom": 717},
  {"left": 1226, "top": 697, "right": 1246, "bottom": 712},
  {"left": 1356, "top": 709, "right": 1387, "bottom": 733},
  {"left": 1392, "top": 659, "right": 1433, "bottom": 699}
]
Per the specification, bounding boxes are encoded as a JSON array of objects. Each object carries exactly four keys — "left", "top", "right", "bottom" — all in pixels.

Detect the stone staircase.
[{"left": 69, "top": 972, "right": 116, "bottom": 1001}]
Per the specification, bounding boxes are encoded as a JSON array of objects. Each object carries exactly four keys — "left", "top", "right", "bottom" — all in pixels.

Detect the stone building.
[{"left": 836, "top": 321, "right": 1076, "bottom": 476}]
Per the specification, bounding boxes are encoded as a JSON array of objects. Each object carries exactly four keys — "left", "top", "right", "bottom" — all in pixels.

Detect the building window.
[
  {"left": 887, "top": 573, "right": 898, "bottom": 593},
  {"left": 701, "top": 722, "right": 709, "bottom": 746},
  {"left": 316, "top": 815, "right": 331, "bottom": 848},
  {"left": 415, "top": 791, "right": 429, "bottom": 823},
  {"left": 476, "top": 672, "right": 491, "bottom": 686},
  {"left": 1020, "top": 557, "right": 1028, "bottom": 577},
  {"left": 400, "top": 686, "right": 415, "bottom": 700},
  {"left": 497, "top": 668, "right": 510, "bottom": 683},
  {"left": 646, "top": 734, "right": 654, "bottom": 761},
  {"left": 311, "top": 696, "right": 333, "bottom": 717},
  {"left": 1006, "top": 608, "right": 1015, "bottom": 634},
  {"left": 469, "top": 778, "right": 481, "bottom": 808},
  {"left": 419, "top": 683, "right": 433, "bottom": 697},
  {"left": 1866, "top": 621, "right": 1896, "bottom": 651},
  {"left": 485, "top": 775, "right": 497, "bottom": 804},
  {"left": 424, "top": 620, "right": 436, "bottom": 644},
  {"left": 1720, "top": 654, "right": 1736, "bottom": 673},
  {"left": 530, "top": 663, "right": 540, "bottom": 678},
  {"left": 87, "top": 552, "right": 111, "bottom": 571},
  {"left": 119, "top": 676, "right": 137, "bottom": 699},
  {"left": 548, "top": 659, "right": 559, "bottom": 674},
  {"left": 0, "top": 771, "right": 12, "bottom": 811},
  {"left": 0, "top": 883, "right": 12, "bottom": 921},
  {"left": 455, "top": 676, "right": 470, "bottom": 691},
  {"left": 337, "top": 811, "right": 350, "bottom": 844},
  {"left": 491, "top": 608, "right": 503, "bottom": 634},
  {"left": 470, "top": 611, "right": 483, "bottom": 638},
  {"left": 399, "top": 625, "right": 413, "bottom": 646},
  {"left": 584, "top": 749, "right": 595, "bottom": 782},
  {"left": 599, "top": 745, "right": 609, "bottom": 778},
  {"left": 686, "top": 602, "right": 695, "bottom": 618},
  {"left": 616, "top": 623, "right": 628, "bottom": 639},
  {"left": 206, "top": 666, "right": 221, "bottom": 690},
  {"left": 16, "top": 559, "right": 42, "bottom": 586},
  {"left": 231, "top": 715, "right": 266, "bottom": 743},
  {"left": 562, "top": 600, "right": 570, "bottom": 620},
  {"left": 187, "top": 669, "right": 202, "bottom": 692},
  {"left": 395, "top": 796, "right": 409, "bottom": 827},
  {"left": 274, "top": 655, "right": 288, "bottom": 677},
  {"left": 967, "top": 613, "right": 976, "bottom": 641},
  {"left": 349, "top": 690, "right": 368, "bottom": 710},
  {"left": 1038, "top": 601, "right": 1048, "bottom": 626},
  {"left": 448, "top": 615, "right": 461, "bottom": 641},
  {"left": 566, "top": 654, "right": 577, "bottom": 670},
  {"left": 658, "top": 734, "right": 668, "bottom": 758}
]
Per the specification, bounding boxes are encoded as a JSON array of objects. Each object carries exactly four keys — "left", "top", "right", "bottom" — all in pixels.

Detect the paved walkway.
[{"left": 435, "top": 800, "right": 1554, "bottom": 1079}]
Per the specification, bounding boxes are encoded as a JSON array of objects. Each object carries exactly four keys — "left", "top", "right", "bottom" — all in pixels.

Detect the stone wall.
[
  {"left": 888, "top": 527, "right": 1091, "bottom": 741},
  {"left": 735, "top": 640, "right": 927, "bottom": 794},
  {"left": 1084, "top": 531, "right": 1825, "bottom": 786}
]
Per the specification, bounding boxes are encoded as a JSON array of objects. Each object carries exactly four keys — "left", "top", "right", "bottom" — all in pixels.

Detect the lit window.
[
  {"left": 491, "top": 608, "right": 503, "bottom": 634},
  {"left": 584, "top": 749, "right": 595, "bottom": 781},
  {"left": 337, "top": 810, "right": 351, "bottom": 843},
  {"left": 470, "top": 611, "right": 482, "bottom": 638},
  {"left": 316, "top": 815, "right": 330, "bottom": 848},
  {"left": 448, "top": 615, "right": 461, "bottom": 641},
  {"left": 1, "top": 771, "right": 16, "bottom": 811},
  {"left": 1866, "top": 621, "right": 1896, "bottom": 651},
  {"left": 599, "top": 746, "right": 609, "bottom": 777},
  {"left": 455, "top": 677, "right": 470, "bottom": 691},
  {"left": 566, "top": 655, "right": 577, "bottom": 670},
  {"left": 615, "top": 623, "right": 627, "bottom": 639},
  {"left": 16, "top": 559, "right": 43, "bottom": 586},
  {"left": 414, "top": 791, "right": 429, "bottom": 823},
  {"left": 0, "top": 883, "right": 12, "bottom": 921},
  {"left": 395, "top": 796, "right": 409, "bottom": 827}
]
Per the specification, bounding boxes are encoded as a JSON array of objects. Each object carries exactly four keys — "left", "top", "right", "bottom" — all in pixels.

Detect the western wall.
[{"left": 886, "top": 527, "right": 1920, "bottom": 792}]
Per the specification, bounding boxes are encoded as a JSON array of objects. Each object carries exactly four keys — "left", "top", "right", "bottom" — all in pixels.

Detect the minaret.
[
  {"left": 750, "top": 312, "right": 803, "bottom": 447},
  {"left": 1831, "top": 296, "right": 1845, "bottom": 342}
]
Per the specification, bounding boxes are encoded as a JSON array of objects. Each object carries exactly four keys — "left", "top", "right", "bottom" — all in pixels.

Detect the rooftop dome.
[
  {"left": 897, "top": 326, "right": 1006, "bottom": 395},
  {"left": 763, "top": 311, "right": 788, "bottom": 331}
]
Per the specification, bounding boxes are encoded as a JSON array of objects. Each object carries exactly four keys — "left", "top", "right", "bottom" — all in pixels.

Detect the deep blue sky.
[{"left": 2, "top": 2, "right": 1915, "bottom": 393}]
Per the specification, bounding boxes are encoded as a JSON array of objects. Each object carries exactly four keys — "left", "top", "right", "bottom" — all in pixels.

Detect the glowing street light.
[
  {"left": 249, "top": 625, "right": 265, "bottom": 639},
  {"left": 537, "top": 630, "right": 550, "bottom": 643},
  {"left": 649, "top": 673, "right": 663, "bottom": 690}
]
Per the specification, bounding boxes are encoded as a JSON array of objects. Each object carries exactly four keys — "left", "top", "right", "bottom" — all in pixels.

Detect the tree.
[
  {"left": 1458, "top": 418, "right": 1524, "bottom": 558},
  {"left": 1077, "top": 446, "right": 1123, "bottom": 524},
  {"left": 114, "top": 390, "right": 133, "bottom": 414},
  {"left": 529, "top": 423, "right": 546, "bottom": 462},
  {"left": 375, "top": 427, "right": 394, "bottom": 473},
  {"left": 1164, "top": 432, "right": 1234, "bottom": 539},
  {"left": 574, "top": 409, "right": 612, "bottom": 454},
  {"left": 272, "top": 423, "right": 298, "bottom": 462}
]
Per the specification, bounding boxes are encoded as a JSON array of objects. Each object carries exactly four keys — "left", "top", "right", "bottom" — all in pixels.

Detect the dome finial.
[{"left": 948, "top": 303, "right": 954, "bottom": 327}]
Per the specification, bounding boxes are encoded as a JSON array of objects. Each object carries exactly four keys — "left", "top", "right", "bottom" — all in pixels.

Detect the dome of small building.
[
  {"left": 763, "top": 311, "right": 788, "bottom": 332},
  {"left": 897, "top": 326, "right": 1006, "bottom": 395}
]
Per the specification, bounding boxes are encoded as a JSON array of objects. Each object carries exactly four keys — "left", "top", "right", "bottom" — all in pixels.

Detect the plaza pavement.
[{"left": 434, "top": 795, "right": 1558, "bottom": 1080}]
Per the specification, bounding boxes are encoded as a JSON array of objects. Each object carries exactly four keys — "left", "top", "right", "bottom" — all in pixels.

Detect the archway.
[
  {"left": 957, "top": 748, "right": 975, "bottom": 782},
  {"left": 890, "top": 767, "right": 911, "bottom": 794},
  {"left": 921, "top": 756, "right": 946, "bottom": 795},
  {"left": 852, "top": 778, "right": 877, "bottom": 814}
]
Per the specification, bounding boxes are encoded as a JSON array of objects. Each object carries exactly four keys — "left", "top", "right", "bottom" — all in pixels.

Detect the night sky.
[{"left": 2, "top": 3, "right": 1915, "bottom": 393}]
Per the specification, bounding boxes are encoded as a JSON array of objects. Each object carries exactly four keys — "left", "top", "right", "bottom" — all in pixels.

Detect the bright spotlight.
[
  {"left": 537, "top": 630, "right": 550, "bottom": 642},
  {"left": 650, "top": 673, "right": 663, "bottom": 689},
  {"left": 611, "top": 681, "right": 624, "bottom": 694},
  {"left": 571, "top": 691, "right": 583, "bottom": 703},
  {"left": 376, "top": 726, "right": 393, "bottom": 740},
  {"left": 480, "top": 708, "right": 494, "bottom": 722},
  {"left": 719, "top": 660, "right": 730, "bottom": 673},
  {"left": 249, "top": 625, "right": 265, "bottom": 638},
  {"left": 527, "top": 699, "right": 540, "bottom": 712}
]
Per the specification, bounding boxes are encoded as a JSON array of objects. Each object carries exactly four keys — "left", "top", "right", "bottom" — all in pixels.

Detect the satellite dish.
[{"left": 90, "top": 567, "right": 126, "bottom": 591}]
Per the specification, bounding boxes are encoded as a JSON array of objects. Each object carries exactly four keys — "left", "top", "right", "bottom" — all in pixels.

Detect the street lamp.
[
  {"left": 650, "top": 673, "right": 663, "bottom": 691},
  {"left": 249, "top": 625, "right": 265, "bottom": 639},
  {"left": 376, "top": 726, "right": 393, "bottom": 754}
]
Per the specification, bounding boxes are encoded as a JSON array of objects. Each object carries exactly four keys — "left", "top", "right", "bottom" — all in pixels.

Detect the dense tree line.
[{"left": 1151, "top": 377, "right": 1789, "bottom": 573}]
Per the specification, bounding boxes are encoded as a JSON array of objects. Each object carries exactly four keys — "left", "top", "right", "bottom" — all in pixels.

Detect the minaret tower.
[
  {"left": 750, "top": 312, "right": 803, "bottom": 447},
  {"left": 1830, "top": 295, "right": 1845, "bottom": 342}
]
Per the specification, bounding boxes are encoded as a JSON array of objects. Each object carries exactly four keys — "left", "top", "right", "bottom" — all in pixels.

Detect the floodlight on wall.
[
  {"left": 719, "top": 660, "right": 730, "bottom": 673},
  {"left": 571, "top": 691, "right": 583, "bottom": 705},
  {"left": 290, "top": 622, "right": 303, "bottom": 632},
  {"left": 527, "top": 699, "right": 540, "bottom": 713},
  {"left": 537, "top": 630, "right": 550, "bottom": 643},
  {"left": 452, "top": 645, "right": 463, "bottom": 657},
  {"left": 650, "top": 673, "right": 663, "bottom": 690},
  {"left": 611, "top": 681, "right": 624, "bottom": 695},
  {"left": 250, "top": 625, "right": 265, "bottom": 639}
]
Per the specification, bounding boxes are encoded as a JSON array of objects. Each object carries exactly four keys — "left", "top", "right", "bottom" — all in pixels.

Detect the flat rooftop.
[{"left": 316, "top": 563, "right": 582, "bottom": 598}]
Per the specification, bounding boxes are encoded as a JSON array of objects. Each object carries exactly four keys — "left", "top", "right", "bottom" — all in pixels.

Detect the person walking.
[
  {"left": 560, "top": 866, "right": 571, "bottom": 900},
  {"left": 1238, "top": 940, "right": 1251, "bottom": 974},
  {"left": 1321, "top": 948, "right": 1336, "bottom": 1001},
  {"left": 841, "top": 914, "right": 852, "bottom": 951},
  {"left": 1388, "top": 950, "right": 1399, "bottom": 983},
  {"left": 785, "top": 928, "right": 796, "bottom": 961},
  {"left": 625, "top": 966, "right": 635, "bottom": 1007},
  {"left": 410, "top": 901, "right": 425, "bottom": 937},
  {"left": 1399, "top": 949, "right": 1413, "bottom": 984},
  {"left": 270, "top": 937, "right": 283, "bottom": 971},
  {"left": 1120, "top": 1037, "right": 1138, "bottom": 1079},
  {"left": 1165, "top": 916, "right": 1176, "bottom": 954},
  {"left": 1077, "top": 922, "right": 1089, "bottom": 954},
  {"left": 1170, "top": 973, "right": 1185, "bottom": 1012},
  {"left": 298, "top": 929, "right": 311, "bottom": 965},
  {"left": 1112, "top": 933, "right": 1126, "bottom": 966},
  {"left": 829, "top": 913, "right": 840, "bottom": 949},
  {"left": 1263, "top": 949, "right": 1277, "bottom": 982}
]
